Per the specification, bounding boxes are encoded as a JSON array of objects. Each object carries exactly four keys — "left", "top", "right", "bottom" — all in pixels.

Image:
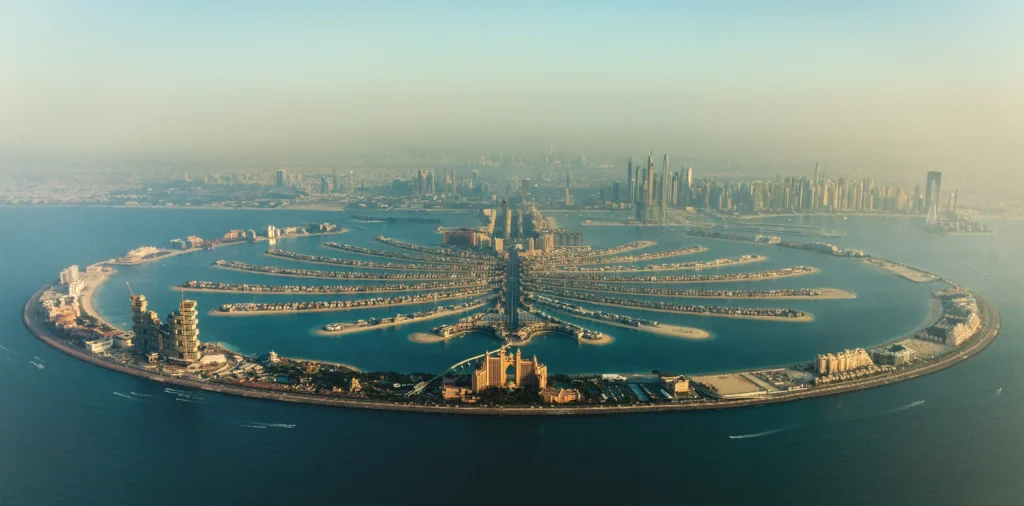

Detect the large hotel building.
[{"left": 131, "top": 294, "right": 202, "bottom": 365}]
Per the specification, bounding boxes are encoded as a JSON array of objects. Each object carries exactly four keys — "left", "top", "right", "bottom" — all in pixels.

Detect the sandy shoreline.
[
  {"left": 537, "top": 305, "right": 710, "bottom": 339},
  {"left": 78, "top": 268, "right": 120, "bottom": 330},
  {"left": 530, "top": 266, "right": 820, "bottom": 284},
  {"left": 549, "top": 255, "right": 766, "bottom": 274},
  {"left": 208, "top": 291, "right": 495, "bottom": 316},
  {"left": 314, "top": 300, "right": 490, "bottom": 336},
  {"left": 529, "top": 286, "right": 855, "bottom": 300},
  {"left": 542, "top": 294, "right": 814, "bottom": 322}
]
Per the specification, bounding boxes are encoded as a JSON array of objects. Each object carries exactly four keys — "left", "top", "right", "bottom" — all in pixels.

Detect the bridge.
[{"left": 404, "top": 344, "right": 511, "bottom": 397}]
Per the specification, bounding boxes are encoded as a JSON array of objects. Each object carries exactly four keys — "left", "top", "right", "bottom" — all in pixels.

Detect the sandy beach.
[
  {"left": 408, "top": 331, "right": 455, "bottom": 343},
  {"left": 543, "top": 294, "right": 815, "bottom": 322},
  {"left": 78, "top": 267, "right": 121, "bottom": 329},
  {"left": 314, "top": 300, "right": 490, "bottom": 336},
  {"left": 537, "top": 306, "right": 711, "bottom": 339}
]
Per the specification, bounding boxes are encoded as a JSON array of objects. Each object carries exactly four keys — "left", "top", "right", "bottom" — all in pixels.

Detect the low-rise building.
[
  {"left": 815, "top": 348, "right": 873, "bottom": 376},
  {"left": 541, "top": 387, "right": 582, "bottom": 404},
  {"left": 113, "top": 333, "right": 133, "bottom": 348},
  {"left": 660, "top": 375, "right": 690, "bottom": 395},
  {"left": 84, "top": 338, "right": 113, "bottom": 354},
  {"left": 871, "top": 343, "right": 914, "bottom": 366}
]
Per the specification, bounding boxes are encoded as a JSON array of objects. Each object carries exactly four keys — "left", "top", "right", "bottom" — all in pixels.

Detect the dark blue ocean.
[{"left": 1, "top": 206, "right": 1021, "bottom": 505}]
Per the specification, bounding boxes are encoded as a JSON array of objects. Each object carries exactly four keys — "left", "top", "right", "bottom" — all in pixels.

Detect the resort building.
[
  {"left": 443, "top": 228, "right": 479, "bottom": 246},
  {"left": 165, "top": 299, "right": 201, "bottom": 365},
  {"left": 58, "top": 265, "right": 79, "bottom": 285},
  {"left": 130, "top": 294, "right": 202, "bottom": 364},
  {"left": 815, "top": 348, "right": 873, "bottom": 376},
  {"left": 472, "top": 348, "right": 548, "bottom": 392},
  {"left": 118, "top": 246, "right": 160, "bottom": 264},
  {"left": 130, "top": 294, "right": 162, "bottom": 352},
  {"left": 920, "top": 293, "right": 981, "bottom": 347},
  {"left": 871, "top": 343, "right": 914, "bottom": 366},
  {"left": 540, "top": 387, "right": 582, "bottom": 404},
  {"left": 660, "top": 375, "right": 690, "bottom": 395}
]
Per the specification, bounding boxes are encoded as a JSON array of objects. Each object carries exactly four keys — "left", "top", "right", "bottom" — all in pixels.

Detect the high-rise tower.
[
  {"left": 502, "top": 199, "right": 511, "bottom": 241},
  {"left": 626, "top": 159, "right": 634, "bottom": 205},
  {"left": 925, "top": 171, "right": 942, "bottom": 215},
  {"left": 130, "top": 294, "right": 162, "bottom": 352},
  {"left": 166, "top": 299, "right": 201, "bottom": 364},
  {"left": 660, "top": 154, "right": 670, "bottom": 223},
  {"left": 505, "top": 248, "right": 521, "bottom": 330}
]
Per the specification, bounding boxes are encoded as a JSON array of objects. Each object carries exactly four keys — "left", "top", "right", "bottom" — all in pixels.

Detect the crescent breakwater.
[
  {"left": 524, "top": 281, "right": 855, "bottom": 300},
  {"left": 213, "top": 260, "right": 492, "bottom": 281},
  {"left": 179, "top": 279, "right": 497, "bottom": 295},
  {"left": 528, "top": 288, "right": 813, "bottom": 322},
  {"left": 264, "top": 249, "right": 499, "bottom": 272},
  {"left": 529, "top": 265, "right": 819, "bottom": 284},
  {"left": 20, "top": 219, "right": 1001, "bottom": 416},
  {"left": 212, "top": 288, "right": 496, "bottom": 316},
  {"left": 23, "top": 284, "right": 1001, "bottom": 416}
]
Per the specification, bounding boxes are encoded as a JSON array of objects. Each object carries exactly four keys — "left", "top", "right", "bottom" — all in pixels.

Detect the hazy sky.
[{"left": 0, "top": 1, "right": 1020, "bottom": 170}]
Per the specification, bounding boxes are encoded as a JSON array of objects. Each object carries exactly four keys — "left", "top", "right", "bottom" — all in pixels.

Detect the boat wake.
[
  {"left": 29, "top": 361, "right": 45, "bottom": 369},
  {"left": 175, "top": 397, "right": 202, "bottom": 403},
  {"left": 113, "top": 391, "right": 135, "bottom": 400},
  {"left": 248, "top": 422, "right": 296, "bottom": 429},
  {"left": 165, "top": 387, "right": 202, "bottom": 401},
  {"left": 130, "top": 392, "right": 158, "bottom": 398},
  {"left": 729, "top": 426, "right": 797, "bottom": 440},
  {"left": 33, "top": 356, "right": 44, "bottom": 362},
  {"left": 891, "top": 400, "right": 925, "bottom": 412},
  {"left": 239, "top": 424, "right": 267, "bottom": 429}
]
